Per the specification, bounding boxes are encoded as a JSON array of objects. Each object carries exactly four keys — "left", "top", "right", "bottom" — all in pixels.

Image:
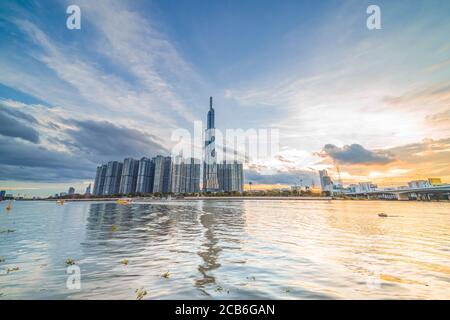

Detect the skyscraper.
[
  {"left": 119, "top": 158, "right": 139, "bottom": 194},
  {"left": 93, "top": 164, "right": 107, "bottom": 195},
  {"left": 136, "top": 157, "right": 155, "bottom": 193},
  {"left": 103, "top": 161, "right": 123, "bottom": 195},
  {"left": 203, "top": 96, "right": 219, "bottom": 192},
  {"left": 171, "top": 157, "right": 201, "bottom": 194},
  {"left": 152, "top": 155, "right": 172, "bottom": 193},
  {"left": 85, "top": 184, "right": 91, "bottom": 195},
  {"left": 217, "top": 161, "right": 244, "bottom": 193},
  {"left": 319, "top": 170, "right": 333, "bottom": 191}
]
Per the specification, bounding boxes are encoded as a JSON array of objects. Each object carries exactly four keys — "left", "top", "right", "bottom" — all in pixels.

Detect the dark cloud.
[
  {"left": 65, "top": 120, "right": 167, "bottom": 163},
  {"left": 245, "top": 169, "right": 318, "bottom": 186},
  {"left": 318, "top": 144, "right": 394, "bottom": 165},
  {"left": 0, "top": 133, "right": 96, "bottom": 182},
  {"left": 0, "top": 105, "right": 39, "bottom": 143}
]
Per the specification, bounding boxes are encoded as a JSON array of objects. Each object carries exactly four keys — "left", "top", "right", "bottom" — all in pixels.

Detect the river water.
[{"left": 1, "top": 200, "right": 449, "bottom": 299}]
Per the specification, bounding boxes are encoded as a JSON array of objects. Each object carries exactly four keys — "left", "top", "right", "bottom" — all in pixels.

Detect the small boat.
[
  {"left": 5, "top": 201, "right": 13, "bottom": 212},
  {"left": 378, "top": 213, "right": 388, "bottom": 217},
  {"left": 116, "top": 199, "right": 131, "bottom": 205},
  {"left": 56, "top": 200, "right": 65, "bottom": 205}
]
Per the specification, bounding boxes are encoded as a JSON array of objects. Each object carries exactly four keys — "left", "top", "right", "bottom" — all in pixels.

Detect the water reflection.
[{"left": 0, "top": 200, "right": 449, "bottom": 299}]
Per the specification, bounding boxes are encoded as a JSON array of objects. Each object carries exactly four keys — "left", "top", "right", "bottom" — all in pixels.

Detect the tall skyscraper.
[
  {"left": 217, "top": 161, "right": 244, "bottom": 193},
  {"left": 203, "top": 96, "right": 219, "bottom": 192},
  {"left": 68, "top": 187, "right": 75, "bottom": 195},
  {"left": 319, "top": 170, "right": 333, "bottom": 191},
  {"left": 93, "top": 164, "right": 107, "bottom": 195},
  {"left": 103, "top": 161, "right": 123, "bottom": 195},
  {"left": 136, "top": 157, "right": 155, "bottom": 193},
  {"left": 119, "top": 158, "right": 139, "bottom": 194},
  {"left": 162, "top": 156, "right": 172, "bottom": 193},
  {"left": 152, "top": 155, "right": 172, "bottom": 193},
  {"left": 171, "top": 157, "right": 201, "bottom": 194},
  {"left": 85, "top": 184, "right": 91, "bottom": 195}
]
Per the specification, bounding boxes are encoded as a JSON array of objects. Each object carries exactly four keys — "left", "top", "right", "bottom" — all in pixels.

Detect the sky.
[{"left": 0, "top": 0, "right": 449, "bottom": 196}]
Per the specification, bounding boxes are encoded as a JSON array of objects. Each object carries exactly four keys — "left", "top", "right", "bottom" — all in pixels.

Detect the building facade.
[
  {"left": 172, "top": 157, "right": 201, "bottom": 194},
  {"left": 203, "top": 96, "right": 219, "bottom": 192},
  {"left": 119, "top": 158, "right": 139, "bottom": 194},
  {"left": 136, "top": 157, "right": 155, "bottom": 193},
  {"left": 93, "top": 164, "right": 107, "bottom": 195},
  {"left": 103, "top": 161, "right": 123, "bottom": 195}
]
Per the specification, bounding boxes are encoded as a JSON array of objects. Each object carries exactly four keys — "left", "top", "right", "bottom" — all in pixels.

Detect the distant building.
[
  {"left": 217, "top": 161, "right": 244, "bottom": 192},
  {"left": 319, "top": 170, "right": 333, "bottom": 191},
  {"left": 152, "top": 156, "right": 172, "bottom": 193},
  {"left": 408, "top": 180, "right": 430, "bottom": 188},
  {"left": 93, "top": 164, "right": 107, "bottom": 195},
  {"left": 103, "top": 161, "right": 123, "bottom": 195},
  {"left": 171, "top": 157, "right": 201, "bottom": 194},
  {"left": 85, "top": 184, "right": 91, "bottom": 195},
  {"left": 119, "top": 158, "right": 139, "bottom": 194},
  {"left": 68, "top": 187, "right": 75, "bottom": 195},
  {"left": 0, "top": 190, "right": 5, "bottom": 200},
  {"left": 428, "top": 178, "right": 442, "bottom": 186},
  {"left": 136, "top": 157, "right": 155, "bottom": 193}
]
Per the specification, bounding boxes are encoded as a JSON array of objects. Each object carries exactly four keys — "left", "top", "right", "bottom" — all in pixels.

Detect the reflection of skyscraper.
[
  {"left": 119, "top": 158, "right": 139, "bottom": 194},
  {"left": 203, "top": 97, "right": 219, "bottom": 192},
  {"left": 104, "top": 161, "right": 123, "bottom": 195}
]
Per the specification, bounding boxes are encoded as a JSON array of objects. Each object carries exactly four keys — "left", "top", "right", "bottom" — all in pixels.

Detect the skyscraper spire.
[{"left": 207, "top": 96, "right": 215, "bottom": 129}]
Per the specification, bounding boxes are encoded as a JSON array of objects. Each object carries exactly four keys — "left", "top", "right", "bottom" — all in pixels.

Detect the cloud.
[
  {"left": 318, "top": 144, "right": 394, "bottom": 165},
  {"left": 0, "top": 102, "right": 40, "bottom": 143},
  {"left": 65, "top": 119, "right": 167, "bottom": 162},
  {"left": 245, "top": 169, "right": 318, "bottom": 185}
]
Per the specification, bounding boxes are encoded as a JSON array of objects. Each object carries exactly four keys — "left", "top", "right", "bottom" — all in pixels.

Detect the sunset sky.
[{"left": 0, "top": 0, "right": 449, "bottom": 196}]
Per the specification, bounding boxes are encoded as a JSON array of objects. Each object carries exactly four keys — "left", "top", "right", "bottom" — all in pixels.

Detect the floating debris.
[
  {"left": 111, "top": 225, "right": 118, "bottom": 232},
  {"left": 120, "top": 259, "right": 129, "bottom": 265},
  {"left": 0, "top": 229, "right": 16, "bottom": 234},
  {"left": 246, "top": 276, "right": 256, "bottom": 281},
  {"left": 7, "top": 267, "right": 19, "bottom": 274},
  {"left": 162, "top": 271, "right": 170, "bottom": 279},
  {"left": 215, "top": 286, "right": 223, "bottom": 292},
  {"left": 5, "top": 201, "right": 13, "bottom": 212},
  {"left": 284, "top": 288, "right": 291, "bottom": 293},
  {"left": 135, "top": 288, "right": 147, "bottom": 300},
  {"left": 65, "top": 258, "right": 76, "bottom": 266},
  {"left": 116, "top": 199, "right": 131, "bottom": 205},
  {"left": 378, "top": 213, "right": 388, "bottom": 218}
]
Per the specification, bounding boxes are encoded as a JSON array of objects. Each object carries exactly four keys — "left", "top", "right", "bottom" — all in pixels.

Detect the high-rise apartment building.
[
  {"left": 217, "top": 161, "right": 244, "bottom": 192},
  {"left": 172, "top": 157, "right": 201, "bottom": 194},
  {"left": 103, "top": 161, "right": 123, "bottom": 195},
  {"left": 119, "top": 158, "right": 139, "bottom": 194},
  {"left": 136, "top": 157, "right": 155, "bottom": 193},
  {"left": 93, "top": 164, "right": 107, "bottom": 195},
  {"left": 152, "top": 155, "right": 172, "bottom": 193}
]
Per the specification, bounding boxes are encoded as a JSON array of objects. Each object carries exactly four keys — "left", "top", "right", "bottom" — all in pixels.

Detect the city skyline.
[{"left": 1, "top": 0, "right": 450, "bottom": 196}]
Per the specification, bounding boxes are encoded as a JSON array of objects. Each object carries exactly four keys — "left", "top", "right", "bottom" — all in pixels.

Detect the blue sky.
[{"left": 0, "top": 0, "right": 450, "bottom": 196}]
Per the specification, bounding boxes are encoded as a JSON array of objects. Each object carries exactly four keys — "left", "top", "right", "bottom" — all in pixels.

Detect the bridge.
[{"left": 345, "top": 184, "right": 450, "bottom": 201}]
